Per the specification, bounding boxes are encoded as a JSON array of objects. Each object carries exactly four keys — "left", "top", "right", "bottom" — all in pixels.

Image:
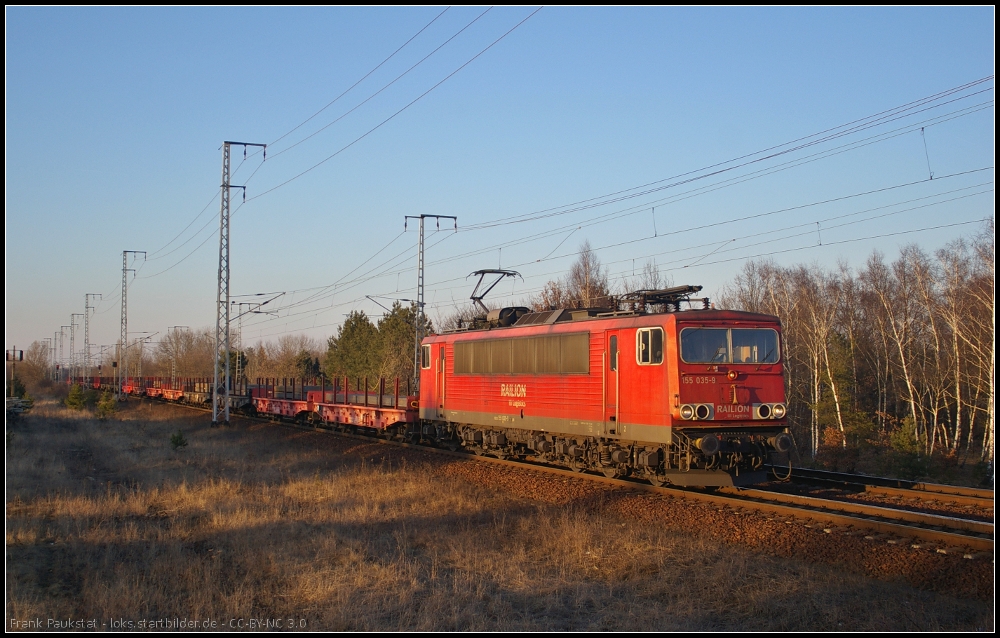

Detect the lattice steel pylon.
[
  {"left": 59, "top": 326, "right": 70, "bottom": 382},
  {"left": 70, "top": 314, "right": 84, "bottom": 382},
  {"left": 404, "top": 214, "right": 457, "bottom": 389},
  {"left": 84, "top": 293, "right": 102, "bottom": 385},
  {"left": 167, "top": 326, "right": 188, "bottom": 389},
  {"left": 119, "top": 251, "right": 145, "bottom": 400},
  {"left": 44, "top": 338, "right": 53, "bottom": 381},
  {"left": 213, "top": 141, "right": 264, "bottom": 425}
]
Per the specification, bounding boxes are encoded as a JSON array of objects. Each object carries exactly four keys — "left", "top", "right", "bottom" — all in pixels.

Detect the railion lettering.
[{"left": 500, "top": 383, "right": 527, "bottom": 398}]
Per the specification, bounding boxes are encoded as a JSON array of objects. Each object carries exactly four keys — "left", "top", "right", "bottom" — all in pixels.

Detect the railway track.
[
  {"left": 717, "top": 486, "right": 993, "bottom": 552},
  {"left": 146, "top": 396, "right": 995, "bottom": 556},
  {"left": 772, "top": 465, "right": 994, "bottom": 507}
]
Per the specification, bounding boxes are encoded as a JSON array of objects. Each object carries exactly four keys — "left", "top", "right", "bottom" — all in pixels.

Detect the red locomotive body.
[{"left": 418, "top": 302, "right": 792, "bottom": 486}]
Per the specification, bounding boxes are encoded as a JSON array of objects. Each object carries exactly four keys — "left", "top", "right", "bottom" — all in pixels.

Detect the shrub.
[
  {"left": 170, "top": 430, "right": 188, "bottom": 450},
  {"left": 83, "top": 388, "right": 100, "bottom": 408},
  {"left": 65, "top": 384, "right": 86, "bottom": 410},
  {"left": 972, "top": 460, "right": 993, "bottom": 486},
  {"left": 885, "top": 418, "right": 928, "bottom": 480},
  {"left": 96, "top": 391, "right": 117, "bottom": 421},
  {"left": 8, "top": 375, "right": 27, "bottom": 399}
]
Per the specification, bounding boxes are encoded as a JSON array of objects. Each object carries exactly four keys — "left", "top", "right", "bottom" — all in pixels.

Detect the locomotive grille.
[{"left": 454, "top": 333, "right": 589, "bottom": 374}]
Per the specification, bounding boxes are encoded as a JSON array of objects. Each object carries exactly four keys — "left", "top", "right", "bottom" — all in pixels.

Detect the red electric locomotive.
[
  {"left": 418, "top": 285, "right": 793, "bottom": 487},
  {"left": 85, "top": 283, "right": 792, "bottom": 488}
]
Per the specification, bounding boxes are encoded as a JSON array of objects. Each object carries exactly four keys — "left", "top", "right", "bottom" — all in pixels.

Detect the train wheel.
[
  {"left": 602, "top": 467, "right": 620, "bottom": 479},
  {"left": 648, "top": 476, "right": 666, "bottom": 487}
]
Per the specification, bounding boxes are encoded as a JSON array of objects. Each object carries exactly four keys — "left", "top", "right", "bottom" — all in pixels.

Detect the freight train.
[{"left": 84, "top": 285, "right": 793, "bottom": 487}]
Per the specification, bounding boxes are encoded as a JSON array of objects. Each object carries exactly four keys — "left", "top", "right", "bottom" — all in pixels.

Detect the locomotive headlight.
[
  {"left": 679, "top": 404, "right": 695, "bottom": 420},
  {"left": 773, "top": 403, "right": 787, "bottom": 419}
]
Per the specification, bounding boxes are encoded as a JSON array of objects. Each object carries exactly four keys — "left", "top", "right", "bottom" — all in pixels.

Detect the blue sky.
[{"left": 5, "top": 6, "right": 995, "bottom": 357}]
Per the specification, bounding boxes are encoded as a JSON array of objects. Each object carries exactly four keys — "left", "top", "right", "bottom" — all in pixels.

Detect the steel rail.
[
  {"left": 863, "top": 484, "right": 993, "bottom": 508},
  {"left": 775, "top": 465, "right": 994, "bottom": 502},
  {"left": 721, "top": 487, "right": 993, "bottom": 536}
]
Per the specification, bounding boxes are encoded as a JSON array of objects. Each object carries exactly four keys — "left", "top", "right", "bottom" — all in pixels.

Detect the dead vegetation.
[{"left": 6, "top": 398, "right": 993, "bottom": 631}]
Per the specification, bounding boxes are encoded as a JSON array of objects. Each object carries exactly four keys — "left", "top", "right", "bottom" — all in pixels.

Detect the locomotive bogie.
[{"left": 437, "top": 421, "right": 779, "bottom": 487}]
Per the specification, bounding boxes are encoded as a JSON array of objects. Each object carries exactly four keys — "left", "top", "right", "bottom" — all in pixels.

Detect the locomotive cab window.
[
  {"left": 636, "top": 328, "right": 664, "bottom": 365},
  {"left": 731, "top": 329, "right": 779, "bottom": 363},
  {"left": 421, "top": 345, "right": 431, "bottom": 369},
  {"left": 609, "top": 335, "right": 618, "bottom": 371}
]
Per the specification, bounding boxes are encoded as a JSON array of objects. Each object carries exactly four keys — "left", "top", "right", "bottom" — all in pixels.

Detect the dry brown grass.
[{"left": 6, "top": 397, "right": 993, "bottom": 631}]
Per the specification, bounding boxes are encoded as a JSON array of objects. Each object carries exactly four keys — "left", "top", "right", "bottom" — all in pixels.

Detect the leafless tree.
[
  {"left": 532, "top": 240, "right": 613, "bottom": 310},
  {"left": 717, "top": 226, "right": 995, "bottom": 477}
]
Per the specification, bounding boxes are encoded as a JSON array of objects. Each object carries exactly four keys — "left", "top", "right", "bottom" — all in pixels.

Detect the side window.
[
  {"left": 636, "top": 328, "right": 664, "bottom": 365},
  {"left": 421, "top": 344, "right": 431, "bottom": 369},
  {"left": 609, "top": 335, "right": 618, "bottom": 371}
]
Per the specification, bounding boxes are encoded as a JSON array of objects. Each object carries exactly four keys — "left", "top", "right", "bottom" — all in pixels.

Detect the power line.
[
  {"left": 659, "top": 218, "right": 992, "bottom": 274},
  {"left": 267, "top": 7, "right": 452, "bottom": 150},
  {"left": 241, "top": 190, "right": 994, "bottom": 338},
  {"left": 408, "top": 184, "right": 996, "bottom": 299},
  {"left": 147, "top": 154, "right": 249, "bottom": 261},
  {"left": 239, "top": 216, "right": 991, "bottom": 342},
  {"left": 87, "top": 73, "right": 992, "bottom": 346},
  {"left": 121, "top": 68, "right": 993, "bottom": 298},
  {"left": 357, "top": 103, "right": 993, "bottom": 278},
  {"left": 268, "top": 7, "right": 492, "bottom": 160},
  {"left": 461, "top": 86, "right": 994, "bottom": 230},
  {"left": 133, "top": 8, "right": 452, "bottom": 267},
  {"left": 516, "top": 176, "right": 997, "bottom": 270},
  {"left": 133, "top": 9, "right": 537, "bottom": 281},
  {"left": 238, "top": 230, "right": 458, "bottom": 329},
  {"left": 246, "top": 7, "right": 544, "bottom": 202},
  {"left": 140, "top": 168, "right": 994, "bottom": 337},
  {"left": 423, "top": 218, "right": 995, "bottom": 314},
  {"left": 138, "top": 201, "right": 248, "bottom": 279},
  {"left": 146, "top": 192, "right": 219, "bottom": 259}
]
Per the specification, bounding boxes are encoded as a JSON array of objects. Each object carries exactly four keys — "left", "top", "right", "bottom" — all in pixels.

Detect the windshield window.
[
  {"left": 731, "top": 329, "right": 779, "bottom": 363},
  {"left": 680, "top": 328, "right": 729, "bottom": 363},
  {"left": 680, "top": 328, "right": 779, "bottom": 364}
]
